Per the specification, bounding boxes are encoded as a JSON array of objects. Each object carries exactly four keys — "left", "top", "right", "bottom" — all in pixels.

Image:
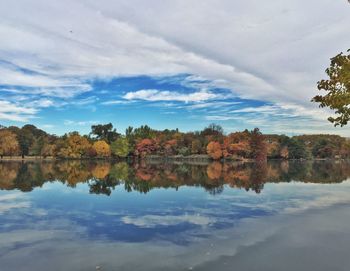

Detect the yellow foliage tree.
[
  {"left": 0, "top": 130, "right": 20, "bottom": 158},
  {"left": 93, "top": 140, "right": 111, "bottom": 158},
  {"left": 58, "top": 133, "right": 91, "bottom": 158}
]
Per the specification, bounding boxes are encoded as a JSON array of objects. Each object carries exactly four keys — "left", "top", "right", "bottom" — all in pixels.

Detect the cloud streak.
[{"left": 123, "top": 89, "right": 220, "bottom": 102}]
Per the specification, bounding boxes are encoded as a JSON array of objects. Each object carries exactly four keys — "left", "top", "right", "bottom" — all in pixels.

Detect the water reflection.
[
  {"left": 1, "top": 160, "right": 350, "bottom": 195},
  {"left": 1, "top": 161, "right": 350, "bottom": 270}
]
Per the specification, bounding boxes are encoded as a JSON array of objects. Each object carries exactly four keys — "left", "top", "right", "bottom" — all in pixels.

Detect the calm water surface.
[{"left": 0, "top": 160, "right": 350, "bottom": 271}]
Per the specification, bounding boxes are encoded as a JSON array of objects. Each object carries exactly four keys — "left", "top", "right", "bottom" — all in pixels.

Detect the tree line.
[{"left": 0, "top": 123, "right": 349, "bottom": 161}]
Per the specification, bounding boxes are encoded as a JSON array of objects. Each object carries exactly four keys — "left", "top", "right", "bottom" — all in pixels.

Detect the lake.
[{"left": 1, "top": 160, "right": 350, "bottom": 271}]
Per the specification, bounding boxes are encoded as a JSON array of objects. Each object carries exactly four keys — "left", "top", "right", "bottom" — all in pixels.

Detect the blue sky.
[{"left": 0, "top": 0, "right": 349, "bottom": 135}]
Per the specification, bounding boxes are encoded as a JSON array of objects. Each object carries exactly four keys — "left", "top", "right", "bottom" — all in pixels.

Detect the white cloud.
[
  {"left": 0, "top": 100, "right": 37, "bottom": 122},
  {"left": 2, "top": 0, "right": 347, "bottom": 102},
  {"left": 0, "top": 0, "right": 349, "bottom": 132},
  {"left": 101, "top": 100, "right": 136, "bottom": 105},
  {"left": 0, "top": 100, "right": 36, "bottom": 115},
  {"left": 64, "top": 120, "right": 99, "bottom": 126},
  {"left": 123, "top": 89, "right": 220, "bottom": 102}
]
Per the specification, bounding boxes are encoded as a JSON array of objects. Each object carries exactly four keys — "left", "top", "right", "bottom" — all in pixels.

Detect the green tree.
[
  {"left": 111, "top": 137, "right": 130, "bottom": 158},
  {"left": 17, "top": 130, "right": 34, "bottom": 158},
  {"left": 312, "top": 49, "right": 350, "bottom": 126},
  {"left": 110, "top": 162, "right": 130, "bottom": 180},
  {"left": 90, "top": 123, "right": 119, "bottom": 143},
  {"left": 132, "top": 125, "right": 156, "bottom": 139},
  {"left": 8, "top": 124, "right": 47, "bottom": 158},
  {"left": 288, "top": 138, "right": 308, "bottom": 159},
  {"left": 30, "top": 136, "right": 45, "bottom": 156},
  {"left": 201, "top": 123, "right": 224, "bottom": 136}
]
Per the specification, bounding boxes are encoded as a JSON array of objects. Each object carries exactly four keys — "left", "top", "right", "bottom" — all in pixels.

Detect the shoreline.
[{"left": 0, "top": 155, "right": 348, "bottom": 163}]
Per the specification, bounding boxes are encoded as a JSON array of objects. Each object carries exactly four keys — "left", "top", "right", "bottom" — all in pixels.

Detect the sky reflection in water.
[{"left": 0, "top": 160, "right": 350, "bottom": 271}]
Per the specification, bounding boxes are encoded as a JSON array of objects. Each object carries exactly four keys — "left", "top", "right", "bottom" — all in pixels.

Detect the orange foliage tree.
[
  {"left": 207, "top": 141, "right": 222, "bottom": 160},
  {"left": 222, "top": 132, "right": 251, "bottom": 159},
  {"left": 249, "top": 128, "right": 267, "bottom": 162}
]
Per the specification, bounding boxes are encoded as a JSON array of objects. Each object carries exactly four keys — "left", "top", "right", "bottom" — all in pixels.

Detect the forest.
[{"left": 0, "top": 123, "right": 349, "bottom": 161}]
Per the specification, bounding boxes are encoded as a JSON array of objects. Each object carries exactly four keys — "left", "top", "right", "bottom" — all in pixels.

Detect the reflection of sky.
[{"left": 1, "top": 181, "right": 350, "bottom": 270}]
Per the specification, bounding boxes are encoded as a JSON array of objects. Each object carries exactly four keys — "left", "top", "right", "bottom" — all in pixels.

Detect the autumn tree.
[
  {"left": 0, "top": 130, "right": 20, "bottom": 158},
  {"left": 93, "top": 140, "right": 111, "bottom": 158},
  {"left": 207, "top": 141, "right": 222, "bottom": 160},
  {"left": 111, "top": 137, "right": 130, "bottom": 158},
  {"left": 249, "top": 128, "right": 267, "bottom": 162},
  {"left": 312, "top": 139, "right": 334, "bottom": 158},
  {"left": 279, "top": 146, "right": 289, "bottom": 159},
  {"left": 191, "top": 139, "right": 202, "bottom": 154},
  {"left": 312, "top": 49, "right": 350, "bottom": 126},
  {"left": 163, "top": 139, "right": 178, "bottom": 156},
  {"left": 222, "top": 131, "right": 251, "bottom": 159},
  {"left": 135, "top": 139, "right": 158, "bottom": 157},
  {"left": 58, "top": 133, "right": 91, "bottom": 158},
  {"left": 41, "top": 143, "right": 55, "bottom": 158},
  {"left": 340, "top": 140, "right": 350, "bottom": 158}
]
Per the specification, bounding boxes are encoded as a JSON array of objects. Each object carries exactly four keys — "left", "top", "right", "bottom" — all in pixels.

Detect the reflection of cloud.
[
  {"left": 0, "top": 202, "right": 30, "bottom": 214},
  {"left": 121, "top": 214, "right": 215, "bottom": 228},
  {"left": 1, "top": 179, "right": 350, "bottom": 270},
  {"left": 0, "top": 193, "right": 30, "bottom": 214},
  {"left": 283, "top": 191, "right": 350, "bottom": 214}
]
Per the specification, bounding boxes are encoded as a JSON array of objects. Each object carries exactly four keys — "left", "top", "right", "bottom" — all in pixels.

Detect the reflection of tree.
[
  {"left": 249, "top": 162, "right": 267, "bottom": 193},
  {"left": 0, "top": 162, "right": 20, "bottom": 189},
  {"left": 91, "top": 163, "right": 111, "bottom": 179},
  {"left": 89, "top": 163, "right": 121, "bottom": 196},
  {"left": 56, "top": 161, "right": 91, "bottom": 187},
  {"left": 1, "top": 160, "right": 350, "bottom": 195},
  {"left": 12, "top": 163, "right": 47, "bottom": 192},
  {"left": 110, "top": 162, "right": 129, "bottom": 181},
  {"left": 207, "top": 162, "right": 222, "bottom": 180},
  {"left": 89, "top": 175, "right": 120, "bottom": 196}
]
